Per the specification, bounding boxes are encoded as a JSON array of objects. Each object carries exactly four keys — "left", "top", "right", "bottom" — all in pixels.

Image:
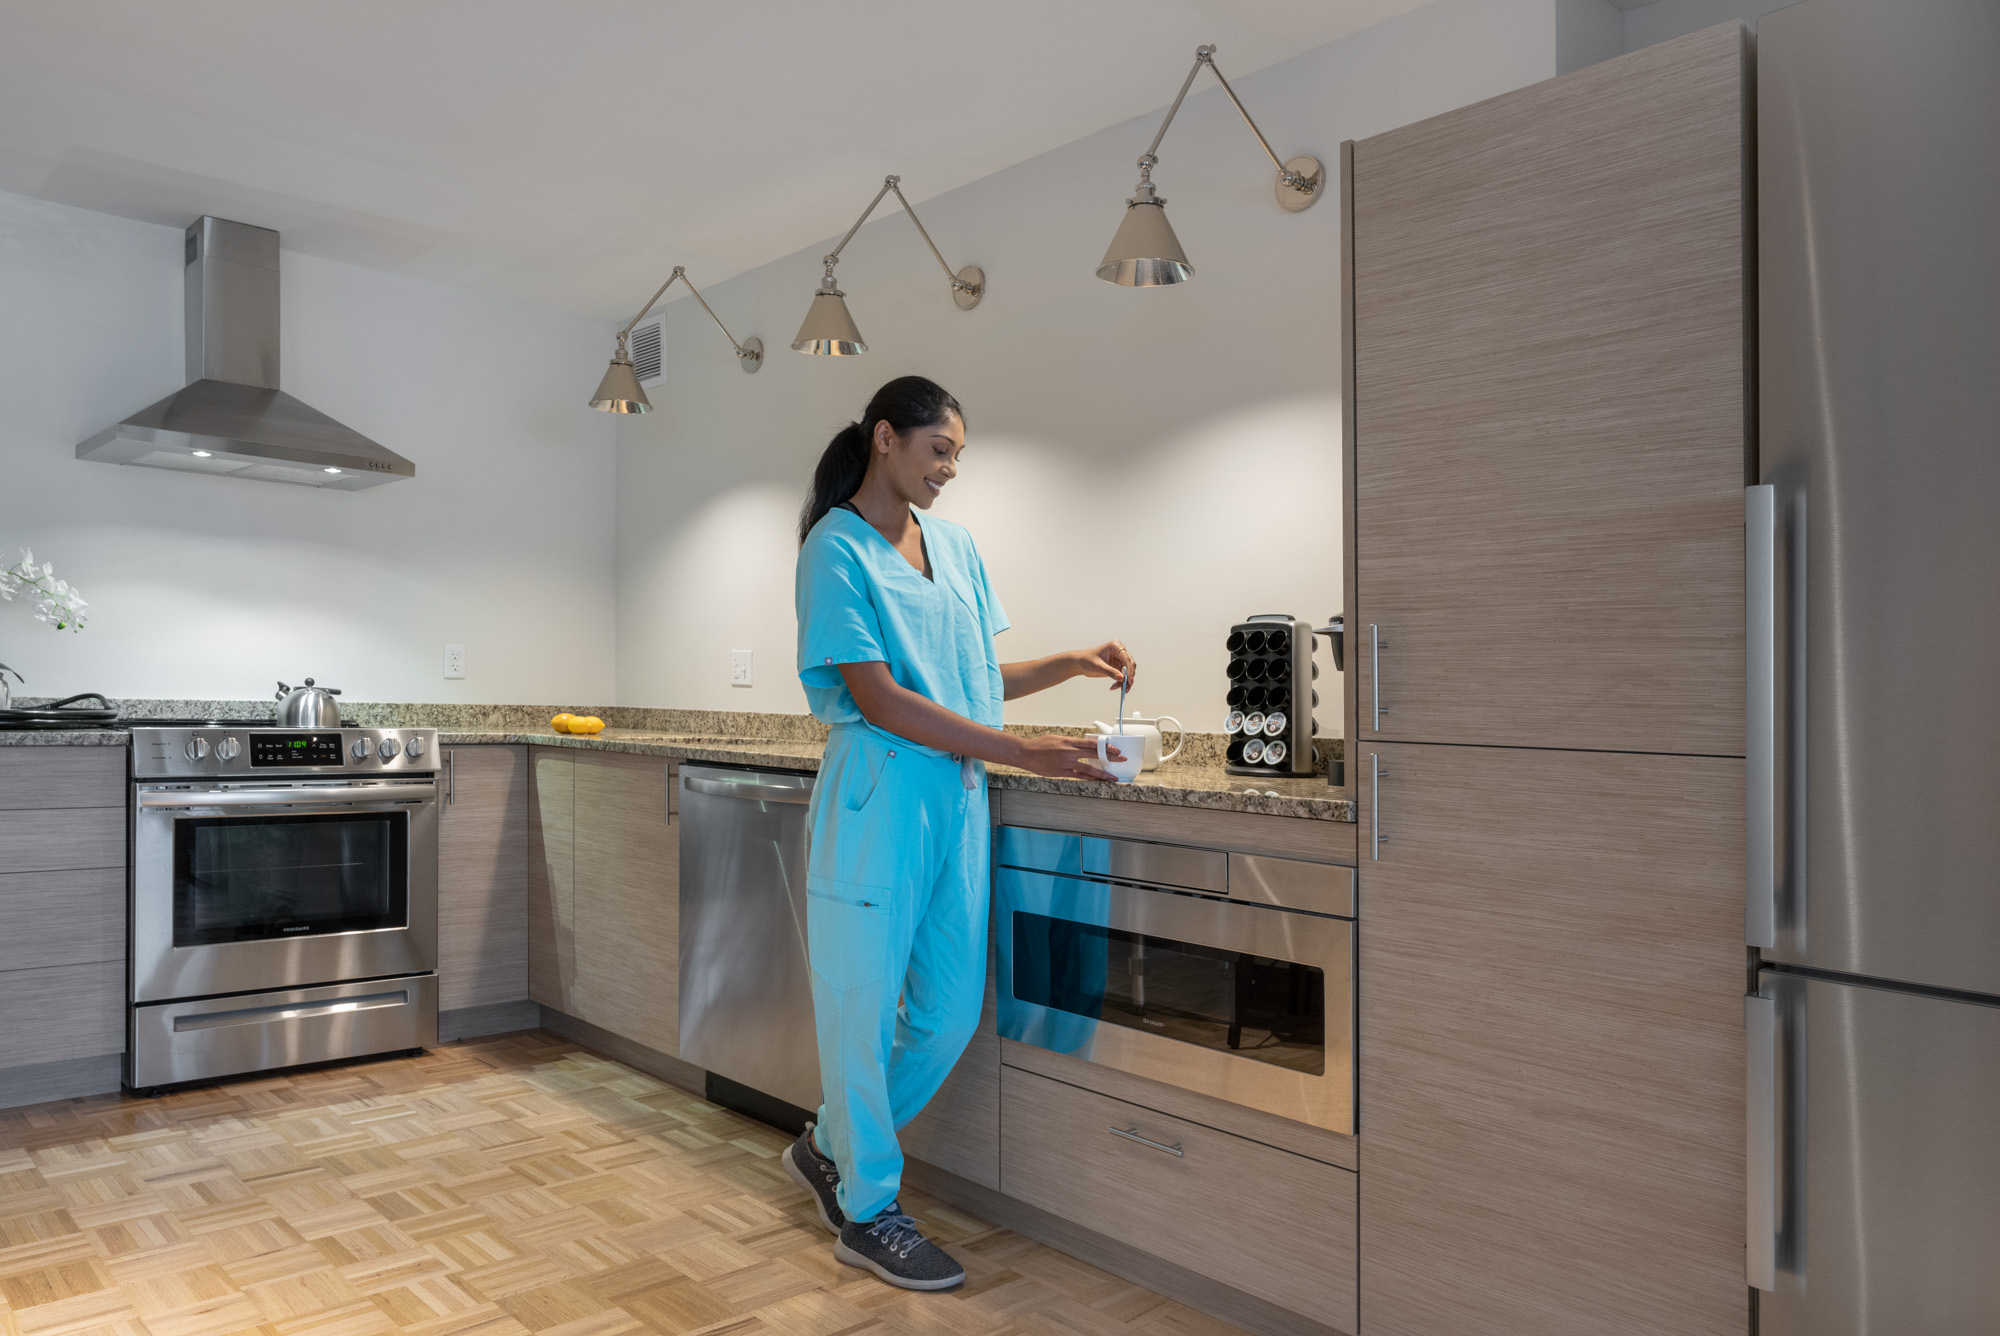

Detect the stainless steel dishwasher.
[{"left": 677, "top": 762, "right": 822, "bottom": 1112}]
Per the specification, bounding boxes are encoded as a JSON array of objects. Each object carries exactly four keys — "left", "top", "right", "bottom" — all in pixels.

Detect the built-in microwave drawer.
[
  {"left": 1000, "top": 1065, "right": 1357, "bottom": 1328},
  {"left": 996, "top": 864, "right": 1354, "bottom": 1133}
]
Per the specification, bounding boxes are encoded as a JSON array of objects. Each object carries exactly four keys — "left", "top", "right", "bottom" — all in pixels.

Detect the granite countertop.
[
  {"left": 0, "top": 728, "right": 131, "bottom": 746},
  {"left": 437, "top": 728, "right": 1354, "bottom": 822},
  {"left": 0, "top": 705, "right": 1354, "bottom": 821}
]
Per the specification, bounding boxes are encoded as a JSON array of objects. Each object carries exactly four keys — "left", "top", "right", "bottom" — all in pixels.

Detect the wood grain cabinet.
[
  {"left": 0, "top": 746, "right": 128, "bottom": 1099},
  {"left": 437, "top": 744, "right": 529, "bottom": 1012},
  {"left": 1356, "top": 744, "right": 1745, "bottom": 1336},
  {"left": 1343, "top": 23, "right": 1752, "bottom": 1336},
  {"left": 572, "top": 750, "right": 680, "bottom": 1056},
  {"left": 528, "top": 747, "right": 579, "bottom": 1013},
  {"left": 1002, "top": 1066, "right": 1358, "bottom": 1331},
  {"left": 1349, "top": 23, "right": 1750, "bottom": 758}
]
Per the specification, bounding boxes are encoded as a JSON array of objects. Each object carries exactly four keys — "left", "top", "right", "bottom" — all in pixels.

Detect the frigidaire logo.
[{"left": 283, "top": 926, "right": 311, "bottom": 933}]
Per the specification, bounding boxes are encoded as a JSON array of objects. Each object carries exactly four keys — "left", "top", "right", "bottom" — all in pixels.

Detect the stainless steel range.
[{"left": 127, "top": 721, "right": 440, "bottom": 1090}]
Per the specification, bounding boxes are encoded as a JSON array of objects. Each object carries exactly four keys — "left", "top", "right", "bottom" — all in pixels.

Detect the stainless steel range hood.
[{"left": 77, "top": 217, "right": 414, "bottom": 491}]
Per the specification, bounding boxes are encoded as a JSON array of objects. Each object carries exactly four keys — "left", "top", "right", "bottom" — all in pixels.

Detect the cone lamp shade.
[
  {"left": 792, "top": 285, "right": 867, "bottom": 355},
  {"left": 589, "top": 356, "right": 651, "bottom": 413},
  {"left": 1097, "top": 198, "right": 1194, "bottom": 287}
]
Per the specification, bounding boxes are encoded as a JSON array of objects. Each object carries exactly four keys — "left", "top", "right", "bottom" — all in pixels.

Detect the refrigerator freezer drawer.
[{"left": 1754, "top": 970, "right": 2000, "bottom": 1335}]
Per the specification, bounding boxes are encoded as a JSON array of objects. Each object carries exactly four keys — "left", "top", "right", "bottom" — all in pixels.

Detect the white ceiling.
[{"left": 0, "top": 0, "right": 1431, "bottom": 320}]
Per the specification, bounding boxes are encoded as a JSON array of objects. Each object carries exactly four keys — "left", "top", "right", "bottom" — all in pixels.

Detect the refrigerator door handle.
[
  {"left": 1746, "top": 485, "right": 1777, "bottom": 949},
  {"left": 1746, "top": 990, "right": 1779, "bottom": 1291}
]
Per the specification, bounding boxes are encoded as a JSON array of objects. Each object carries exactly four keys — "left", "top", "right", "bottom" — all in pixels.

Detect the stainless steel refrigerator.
[{"left": 1748, "top": 0, "right": 2000, "bottom": 1331}]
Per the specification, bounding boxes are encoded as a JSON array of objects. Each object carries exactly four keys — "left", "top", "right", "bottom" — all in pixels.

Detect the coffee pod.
[
  {"left": 1224, "top": 710, "right": 1246, "bottom": 735},
  {"left": 1263, "top": 710, "right": 1287, "bottom": 738},
  {"left": 1263, "top": 739, "right": 1288, "bottom": 765},
  {"left": 1242, "top": 710, "right": 1266, "bottom": 736},
  {"left": 1243, "top": 737, "right": 1266, "bottom": 763}
]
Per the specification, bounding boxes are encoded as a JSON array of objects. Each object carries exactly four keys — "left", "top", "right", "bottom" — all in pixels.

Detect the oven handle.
[{"left": 138, "top": 785, "right": 434, "bottom": 809}]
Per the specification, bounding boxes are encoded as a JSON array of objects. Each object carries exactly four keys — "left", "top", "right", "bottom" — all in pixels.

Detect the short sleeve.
[{"left": 796, "top": 530, "right": 888, "bottom": 691}]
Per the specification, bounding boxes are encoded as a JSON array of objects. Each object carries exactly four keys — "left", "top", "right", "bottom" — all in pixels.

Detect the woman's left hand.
[{"left": 1074, "top": 640, "right": 1137, "bottom": 690}]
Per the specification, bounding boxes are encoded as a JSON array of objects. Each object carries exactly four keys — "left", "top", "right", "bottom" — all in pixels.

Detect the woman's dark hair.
[{"left": 799, "top": 376, "right": 963, "bottom": 543}]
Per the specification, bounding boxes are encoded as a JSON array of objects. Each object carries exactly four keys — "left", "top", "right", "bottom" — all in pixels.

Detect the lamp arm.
[
  {"left": 677, "top": 272, "right": 756, "bottom": 359},
  {"left": 825, "top": 177, "right": 898, "bottom": 266},
  {"left": 1142, "top": 47, "right": 1210, "bottom": 163},
  {"left": 1201, "top": 56, "right": 1294, "bottom": 180},
  {"left": 1136, "top": 46, "right": 1314, "bottom": 193},
  {"left": 618, "top": 268, "right": 686, "bottom": 340},
  {"left": 886, "top": 181, "right": 976, "bottom": 293}
]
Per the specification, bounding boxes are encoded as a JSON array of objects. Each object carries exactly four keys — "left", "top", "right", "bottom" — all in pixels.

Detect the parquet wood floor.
[{"left": 0, "top": 1032, "right": 1247, "bottom": 1336}]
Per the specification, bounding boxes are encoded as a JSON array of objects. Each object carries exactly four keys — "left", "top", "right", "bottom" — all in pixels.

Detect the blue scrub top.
[{"left": 796, "top": 506, "right": 1009, "bottom": 756}]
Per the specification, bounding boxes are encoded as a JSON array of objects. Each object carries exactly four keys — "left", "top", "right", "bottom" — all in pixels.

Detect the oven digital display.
[{"left": 250, "top": 733, "right": 345, "bottom": 766}]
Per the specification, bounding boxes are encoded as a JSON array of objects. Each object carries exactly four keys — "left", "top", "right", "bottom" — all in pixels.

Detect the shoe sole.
[
  {"left": 833, "top": 1239, "right": 965, "bottom": 1291},
  {"left": 782, "top": 1145, "right": 843, "bottom": 1236}
]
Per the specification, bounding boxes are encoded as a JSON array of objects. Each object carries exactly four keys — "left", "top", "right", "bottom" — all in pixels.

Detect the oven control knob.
[
  {"left": 378, "top": 737, "right": 400, "bottom": 761},
  {"left": 351, "top": 738, "right": 372, "bottom": 760},
  {"left": 405, "top": 736, "right": 426, "bottom": 759},
  {"left": 214, "top": 737, "right": 241, "bottom": 761},
  {"left": 184, "top": 737, "right": 210, "bottom": 761}
]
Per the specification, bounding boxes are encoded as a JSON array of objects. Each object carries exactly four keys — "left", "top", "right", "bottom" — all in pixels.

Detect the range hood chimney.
[{"left": 77, "top": 217, "right": 414, "bottom": 490}]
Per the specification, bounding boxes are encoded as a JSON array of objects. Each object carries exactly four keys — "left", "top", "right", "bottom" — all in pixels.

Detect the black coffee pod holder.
[{"left": 1223, "top": 614, "right": 1318, "bottom": 777}]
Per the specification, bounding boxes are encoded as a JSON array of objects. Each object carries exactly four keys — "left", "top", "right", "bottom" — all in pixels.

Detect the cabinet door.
[
  {"left": 527, "top": 748, "right": 578, "bottom": 1012},
  {"left": 573, "top": 751, "right": 679, "bottom": 1055},
  {"left": 437, "top": 745, "right": 529, "bottom": 1012},
  {"left": 1357, "top": 741, "right": 1744, "bottom": 1336},
  {"left": 1349, "top": 24, "right": 1748, "bottom": 756}
]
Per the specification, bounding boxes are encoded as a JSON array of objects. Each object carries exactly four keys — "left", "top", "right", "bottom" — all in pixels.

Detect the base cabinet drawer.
[{"left": 1000, "top": 1065, "right": 1357, "bottom": 1331}]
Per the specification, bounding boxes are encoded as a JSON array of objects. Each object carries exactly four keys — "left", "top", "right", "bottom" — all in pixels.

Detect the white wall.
[
  {"left": 1623, "top": 0, "right": 1790, "bottom": 51},
  {"left": 0, "top": 191, "right": 617, "bottom": 704},
  {"left": 613, "top": 0, "right": 1568, "bottom": 729}
]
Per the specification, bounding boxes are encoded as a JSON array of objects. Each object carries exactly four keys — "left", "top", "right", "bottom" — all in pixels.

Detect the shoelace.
[{"left": 864, "top": 1208, "right": 927, "bottom": 1260}]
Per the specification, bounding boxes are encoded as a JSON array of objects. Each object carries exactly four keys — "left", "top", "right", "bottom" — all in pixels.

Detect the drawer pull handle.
[{"left": 1109, "top": 1125, "right": 1184, "bottom": 1157}]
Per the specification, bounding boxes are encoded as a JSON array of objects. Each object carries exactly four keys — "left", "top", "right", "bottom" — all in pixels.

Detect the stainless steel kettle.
[{"left": 274, "top": 677, "right": 342, "bottom": 728}]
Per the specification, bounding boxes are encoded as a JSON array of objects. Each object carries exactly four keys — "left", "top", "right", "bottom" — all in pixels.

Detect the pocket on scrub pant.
[{"left": 810, "top": 733, "right": 929, "bottom": 903}]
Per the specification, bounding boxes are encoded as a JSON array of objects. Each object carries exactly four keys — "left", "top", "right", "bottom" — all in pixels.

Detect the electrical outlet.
[
  {"left": 443, "top": 643, "right": 466, "bottom": 679},
  {"left": 730, "top": 649, "right": 754, "bottom": 687}
]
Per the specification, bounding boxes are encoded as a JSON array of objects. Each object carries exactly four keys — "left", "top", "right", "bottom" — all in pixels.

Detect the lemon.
[
  {"left": 550, "top": 713, "right": 574, "bottom": 734},
  {"left": 578, "top": 716, "right": 605, "bottom": 735}
]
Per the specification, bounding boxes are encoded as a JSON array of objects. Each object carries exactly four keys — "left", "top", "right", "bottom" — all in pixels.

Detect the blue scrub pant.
[{"left": 805, "top": 723, "right": 989, "bottom": 1223}]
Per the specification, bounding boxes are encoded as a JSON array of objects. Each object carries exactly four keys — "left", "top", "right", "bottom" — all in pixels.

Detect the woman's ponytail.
[
  {"left": 798, "top": 376, "right": 964, "bottom": 544},
  {"left": 798, "top": 421, "right": 871, "bottom": 544}
]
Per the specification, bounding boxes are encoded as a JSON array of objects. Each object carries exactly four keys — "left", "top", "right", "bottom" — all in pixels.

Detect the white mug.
[
  {"left": 1091, "top": 733, "right": 1144, "bottom": 784},
  {"left": 1091, "top": 713, "right": 1184, "bottom": 770}
]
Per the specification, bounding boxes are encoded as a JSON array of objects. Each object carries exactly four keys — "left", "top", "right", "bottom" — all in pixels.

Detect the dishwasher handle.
[{"left": 682, "top": 774, "right": 813, "bottom": 805}]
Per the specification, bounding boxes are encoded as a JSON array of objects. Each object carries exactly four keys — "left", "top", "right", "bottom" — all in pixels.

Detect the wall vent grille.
[{"left": 630, "top": 319, "right": 663, "bottom": 384}]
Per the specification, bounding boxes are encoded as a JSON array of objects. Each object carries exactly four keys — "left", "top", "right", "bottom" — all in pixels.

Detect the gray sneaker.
[
  {"left": 834, "top": 1203, "right": 966, "bottom": 1290},
  {"left": 783, "top": 1123, "right": 846, "bottom": 1235}
]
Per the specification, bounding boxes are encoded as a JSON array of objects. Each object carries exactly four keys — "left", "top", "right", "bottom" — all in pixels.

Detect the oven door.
[
  {"left": 132, "top": 779, "right": 438, "bottom": 1003},
  {"left": 996, "top": 867, "right": 1353, "bottom": 1134}
]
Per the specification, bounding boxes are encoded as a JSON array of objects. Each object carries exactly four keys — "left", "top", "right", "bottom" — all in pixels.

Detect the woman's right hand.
[{"left": 1010, "top": 734, "right": 1122, "bottom": 781}]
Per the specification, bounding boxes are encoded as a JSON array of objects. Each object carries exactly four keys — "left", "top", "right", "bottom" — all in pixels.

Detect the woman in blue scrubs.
[{"left": 785, "top": 376, "right": 1135, "bottom": 1290}]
